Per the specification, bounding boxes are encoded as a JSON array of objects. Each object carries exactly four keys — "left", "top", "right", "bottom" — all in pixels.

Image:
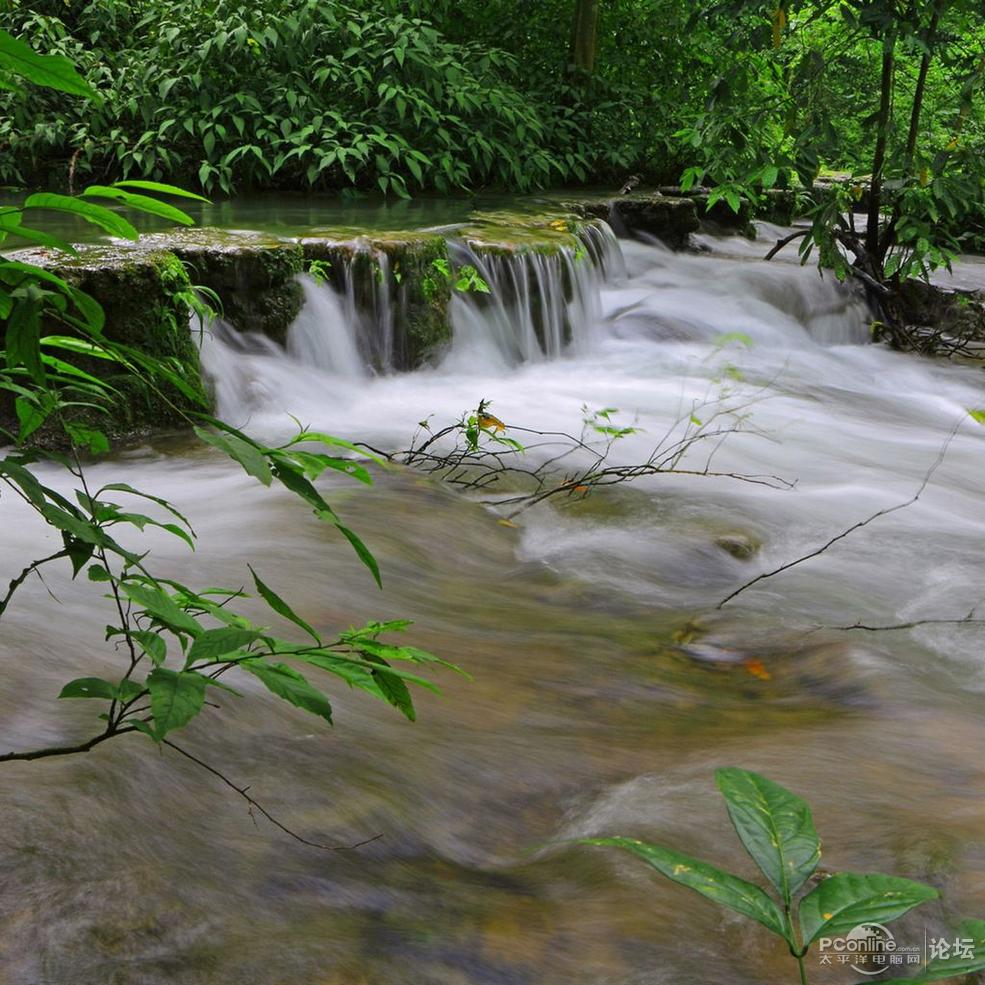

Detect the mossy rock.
[
  {"left": 562, "top": 193, "right": 700, "bottom": 248},
  {"left": 139, "top": 228, "right": 304, "bottom": 345},
  {"left": 4, "top": 246, "right": 206, "bottom": 442}
]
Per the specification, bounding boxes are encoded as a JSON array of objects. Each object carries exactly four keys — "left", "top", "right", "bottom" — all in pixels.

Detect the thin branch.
[
  {"left": 826, "top": 615, "right": 985, "bottom": 632},
  {"left": 161, "top": 739, "right": 383, "bottom": 852},
  {"left": 717, "top": 427, "right": 957, "bottom": 609},
  {"left": 764, "top": 228, "right": 810, "bottom": 261},
  {"left": 0, "top": 548, "right": 70, "bottom": 617},
  {"left": 0, "top": 726, "right": 134, "bottom": 763}
]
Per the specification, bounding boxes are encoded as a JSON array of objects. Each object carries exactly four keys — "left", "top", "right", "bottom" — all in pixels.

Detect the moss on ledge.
[
  {"left": 6, "top": 246, "right": 206, "bottom": 439},
  {"left": 139, "top": 228, "right": 304, "bottom": 344}
]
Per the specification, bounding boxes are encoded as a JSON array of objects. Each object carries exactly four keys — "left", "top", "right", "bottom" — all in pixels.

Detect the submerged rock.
[
  {"left": 563, "top": 193, "right": 700, "bottom": 249},
  {"left": 714, "top": 531, "right": 762, "bottom": 560}
]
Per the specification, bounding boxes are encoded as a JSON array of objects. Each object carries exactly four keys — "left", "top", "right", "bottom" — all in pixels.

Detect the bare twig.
[
  {"left": 161, "top": 739, "right": 383, "bottom": 852},
  {"left": 764, "top": 228, "right": 810, "bottom": 261},
  {"left": 0, "top": 548, "right": 70, "bottom": 617},
  {"left": 717, "top": 427, "right": 958, "bottom": 609}
]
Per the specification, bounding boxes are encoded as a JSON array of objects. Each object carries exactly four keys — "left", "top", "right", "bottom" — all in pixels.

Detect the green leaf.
[
  {"left": 241, "top": 658, "right": 333, "bottom": 724},
  {"left": 248, "top": 565, "right": 319, "bottom": 642},
  {"left": 121, "top": 582, "right": 203, "bottom": 637},
  {"left": 370, "top": 664, "right": 416, "bottom": 720},
  {"left": 113, "top": 180, "right": 209, "bottom": 202},
  {"left": 580, "top": 837, "right": 788, "bottom": 940},
  {"left": 131, "top": 630, "right": 167, "bottom": 666},
  {"left": 194, "top": 426, "right": 272, "bottom": 484},
  {"left": 186, "top": 627, "right": 261, "bottom": 664},
  {"left": 82, "top": 186, "right": 194, "bottom": 226},
  {"left": 968, "top": 409, "right": 985, "bottom": 426},
  {"left": 147, "top": 668, "right": 207, "bottom": 739},
  {"left": 799, "top": 873, "right": 939, "bottom": 945},
  {"left": 23, "top": 194, "right": 139, "bottom": 241},
  {"left": 58, "top": 677, "right": 118, "bottom": 700},
  {"left": 715, "top": 768, "right": 820, "bottom": 903},
  {"left": 0, "top": 29, "right": 94, "bottom": 96},
  {"left": 334, "top": 521, "right": 382, "bottom": 588}
]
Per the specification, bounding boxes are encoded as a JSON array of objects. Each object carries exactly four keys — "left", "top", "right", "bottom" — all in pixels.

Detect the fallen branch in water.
[
  {"left": 360, "top": 390, "right": 792, "bottom": 520},
  {"left": 717, "top": 424, "right": 959, "bottom": 609}
]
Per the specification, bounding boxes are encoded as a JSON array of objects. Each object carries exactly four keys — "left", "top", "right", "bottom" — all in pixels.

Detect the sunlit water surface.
[{"left": 1, "top": 218, "right": 984, "bottom": 985}]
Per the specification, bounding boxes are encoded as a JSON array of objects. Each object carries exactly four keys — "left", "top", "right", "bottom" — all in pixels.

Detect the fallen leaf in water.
[
  {"left": 497, "top": 518, "right": 518, "bottom": 528},
  {"left": 742, "top": 659, "right": 772, "bottom": 680}
]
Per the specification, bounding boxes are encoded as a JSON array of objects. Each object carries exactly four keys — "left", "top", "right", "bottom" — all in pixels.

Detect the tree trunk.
[
  {"left": 569, "top": 0, "right": 600, "bottom": 81},
  {"left": 866, "top": 39, "right": 896, "bottom": 258}
]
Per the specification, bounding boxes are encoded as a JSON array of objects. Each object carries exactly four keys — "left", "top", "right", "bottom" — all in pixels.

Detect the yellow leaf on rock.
[{"left": 742, "top": 658, "right": 772, "bottom": 681}]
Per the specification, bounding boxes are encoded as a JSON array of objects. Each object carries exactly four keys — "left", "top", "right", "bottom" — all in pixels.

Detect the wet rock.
[
  {"left": 895, "top": 278, "right": 985, "bottom": 353},
  {"left": 714, "top": 532, "right": 762, "bottom": 560},
  {"left": 139, "top": 228, "right": 304, "bottom": 344}
]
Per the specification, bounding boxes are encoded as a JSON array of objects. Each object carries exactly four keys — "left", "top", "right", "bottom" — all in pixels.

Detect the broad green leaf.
[
  {"left": 715, "top": 768, "right": 820, "bottom": 902},
  {"left": 24, "top": 194, "right": 139, "bottom": 241},
  {"left": 121, "top": 582, "right": 203, "bottom": 637},
  {"left": 968, "top": 409, "right": 985, "bottom": 426},
  {"left": 248, "top": 565, "right": 319, "bottom": 642},
  {"left": 58, "top": 677, "right": 117, "bottom": 700},
  {"left": 0, "top": 29, "right": 94, "bottom": 96},
  {"left": 131, "top": 630, "right": 167, "bottom": 666},
  {"left": 147, "top": 668, "right": 207, "bottom": 738},
  {"left": 580, "top": 837, "right": 788, "bottom": 940},
  {"left": 186, "top": 627, "right": 261, "bottom": 664},
  {"left": 371, "top": 665, "right": 416, "bottom": 720},
  {"left": 799, "top": 873, "right": 939, "bottom": 945},
  {"left": 194, "top": 426, "right": 272, "bottom": 484},
  {"left": 241, "top": 658, "right": 333, "bottom": 724},
  {"left": 81, "top": 186, "right": 194, "bottom": 225}
]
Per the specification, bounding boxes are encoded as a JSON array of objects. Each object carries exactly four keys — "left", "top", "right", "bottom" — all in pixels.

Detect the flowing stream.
[{"left": 1, "top": 214, "right": 984, "bottom": 985}]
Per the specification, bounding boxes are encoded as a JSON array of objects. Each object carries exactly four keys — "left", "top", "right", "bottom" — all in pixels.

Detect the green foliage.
[
  {"left": 0, "top": 0, "right": 611, "bottom": 194},
  {"left": 580, "top": 768, "right": 984, "bottom": 984}
]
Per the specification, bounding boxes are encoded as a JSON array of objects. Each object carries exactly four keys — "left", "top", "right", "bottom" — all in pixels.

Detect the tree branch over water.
[{"left": 162, "top": 739, "right": 383, "bottom": 852}]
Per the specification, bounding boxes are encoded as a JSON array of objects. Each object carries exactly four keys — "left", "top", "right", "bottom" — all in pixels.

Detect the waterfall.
[
  {"left": 287, "top": 274, "right": 367, "bottom": 378},
  {"left": 446, "top": 219, "right": 623, "bottom": 368},
  {"left": 331, "top": 239, "right": 397, "bottom": 372}
]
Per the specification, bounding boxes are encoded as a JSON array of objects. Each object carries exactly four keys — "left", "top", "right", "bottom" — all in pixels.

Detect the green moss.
[
  {"left": 5, "top": 246, "right": 207, "bottom": 443},
  {"left": 140, "top": 229, "right": 304, "bottom": 344}
]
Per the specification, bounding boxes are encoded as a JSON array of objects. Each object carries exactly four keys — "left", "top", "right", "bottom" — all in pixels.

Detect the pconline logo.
[{"left": 817, "top": 923, "right": 921, "bottom": 976}]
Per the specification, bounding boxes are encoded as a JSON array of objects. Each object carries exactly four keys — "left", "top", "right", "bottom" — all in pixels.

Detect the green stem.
[{"left": 796, "top": 953, "right": 808, "bottom": 985}]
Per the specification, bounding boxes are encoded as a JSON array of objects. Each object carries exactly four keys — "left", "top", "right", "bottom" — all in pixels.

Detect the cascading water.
[
  {"left": 286, "top": 274, "right": 366, "bottom": 378},
  {"left": 444, "top": 220, "right": 622, "bottom": 369}
]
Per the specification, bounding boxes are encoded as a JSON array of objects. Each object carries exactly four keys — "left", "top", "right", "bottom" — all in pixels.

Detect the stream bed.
[{"left": 1, "top": 211, "right": 984, "bottom": 985}]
